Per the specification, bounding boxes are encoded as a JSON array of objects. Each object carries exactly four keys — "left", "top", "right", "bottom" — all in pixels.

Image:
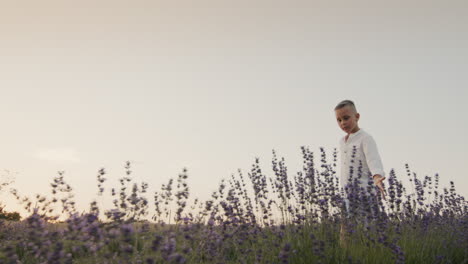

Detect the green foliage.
[
  {"left": 0, "top": 206, "right": 21, "bottom": 221},
  {"left": 0, "top": 171, "right": 20, "bottom": 221}
]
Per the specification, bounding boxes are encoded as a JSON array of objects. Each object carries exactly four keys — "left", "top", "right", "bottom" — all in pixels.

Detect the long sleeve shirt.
[{"left": 339, "top": 129, "right": 385, "bottom": 189}]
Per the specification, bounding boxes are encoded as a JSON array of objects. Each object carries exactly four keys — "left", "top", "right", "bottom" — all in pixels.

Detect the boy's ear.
[{"left": 355, "top": 113, "right": 360, "bottom": 120}]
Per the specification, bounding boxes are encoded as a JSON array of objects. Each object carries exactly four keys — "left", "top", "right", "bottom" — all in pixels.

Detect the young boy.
[
  {"left": 335, "top": 99, "right": 386, "bottom": 198},
  {"left": 335, "top": 100, "right": 386, "bottom": 246}
]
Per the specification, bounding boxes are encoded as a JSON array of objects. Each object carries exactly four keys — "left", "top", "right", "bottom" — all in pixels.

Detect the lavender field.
[{"left": 0, "top": 147, "right": 466, "bottom": 264}]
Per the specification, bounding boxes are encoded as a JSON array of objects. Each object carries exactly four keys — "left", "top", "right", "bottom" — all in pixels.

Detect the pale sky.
[{"left": 1, "top": 0, "right": 467, "bottom": 216}]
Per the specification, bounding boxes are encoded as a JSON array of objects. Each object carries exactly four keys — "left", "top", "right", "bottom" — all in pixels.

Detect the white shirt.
[{"left": 339, "top": 129, "right": 385, "bottom": 189}]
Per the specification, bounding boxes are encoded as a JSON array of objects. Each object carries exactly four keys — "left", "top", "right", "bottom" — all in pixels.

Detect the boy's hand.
[{"left": 373, "top": 175, "right": 386, "bottom": 200}]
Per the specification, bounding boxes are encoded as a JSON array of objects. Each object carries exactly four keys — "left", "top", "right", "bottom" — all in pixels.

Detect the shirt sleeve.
[{"left": 362, "top": 135, "right": 385, "bottom": 178}]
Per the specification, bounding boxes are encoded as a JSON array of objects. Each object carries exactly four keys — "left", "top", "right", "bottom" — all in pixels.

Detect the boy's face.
[{"left": 335, "top": 105, "right": 360, "bottom": 134}]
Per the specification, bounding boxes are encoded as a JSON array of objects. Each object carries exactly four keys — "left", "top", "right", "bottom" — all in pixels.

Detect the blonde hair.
[{"left": 334, "top": 100, "right": 357, "bottom": 112}]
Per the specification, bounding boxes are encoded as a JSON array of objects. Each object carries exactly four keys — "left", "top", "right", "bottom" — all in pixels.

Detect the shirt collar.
[{"left": 344, "top": 128, "right": 364, "bottom": 142}]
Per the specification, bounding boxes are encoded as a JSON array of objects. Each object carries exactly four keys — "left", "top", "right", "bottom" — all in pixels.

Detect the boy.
[
  {"left": 335, "top": 99, "right": 386, "bottom": 198},
  {"left": 335, "top": 100, "right": 386, "bottom": 246}
]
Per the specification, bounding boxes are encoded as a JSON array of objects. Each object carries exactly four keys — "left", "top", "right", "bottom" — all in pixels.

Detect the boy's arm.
[
  {"left": 362, "top": 135, "right": 385, "bottom": 178},
  {"left": 363, "top": 135, "right": 386, "bottom": 198}
]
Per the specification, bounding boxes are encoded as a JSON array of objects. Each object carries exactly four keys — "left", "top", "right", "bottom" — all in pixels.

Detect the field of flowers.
[{"left": 0, "top": 147, "right": 466, "bottom": 264}]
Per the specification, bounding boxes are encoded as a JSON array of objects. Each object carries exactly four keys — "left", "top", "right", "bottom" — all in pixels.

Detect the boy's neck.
[{"left": 345, "top": 128, "right": 360, "bottom": 142}]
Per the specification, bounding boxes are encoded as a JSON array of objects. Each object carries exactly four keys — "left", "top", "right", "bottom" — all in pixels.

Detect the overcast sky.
[{"left": 1, "top": 0, "right": 467, "bottom": 216}]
